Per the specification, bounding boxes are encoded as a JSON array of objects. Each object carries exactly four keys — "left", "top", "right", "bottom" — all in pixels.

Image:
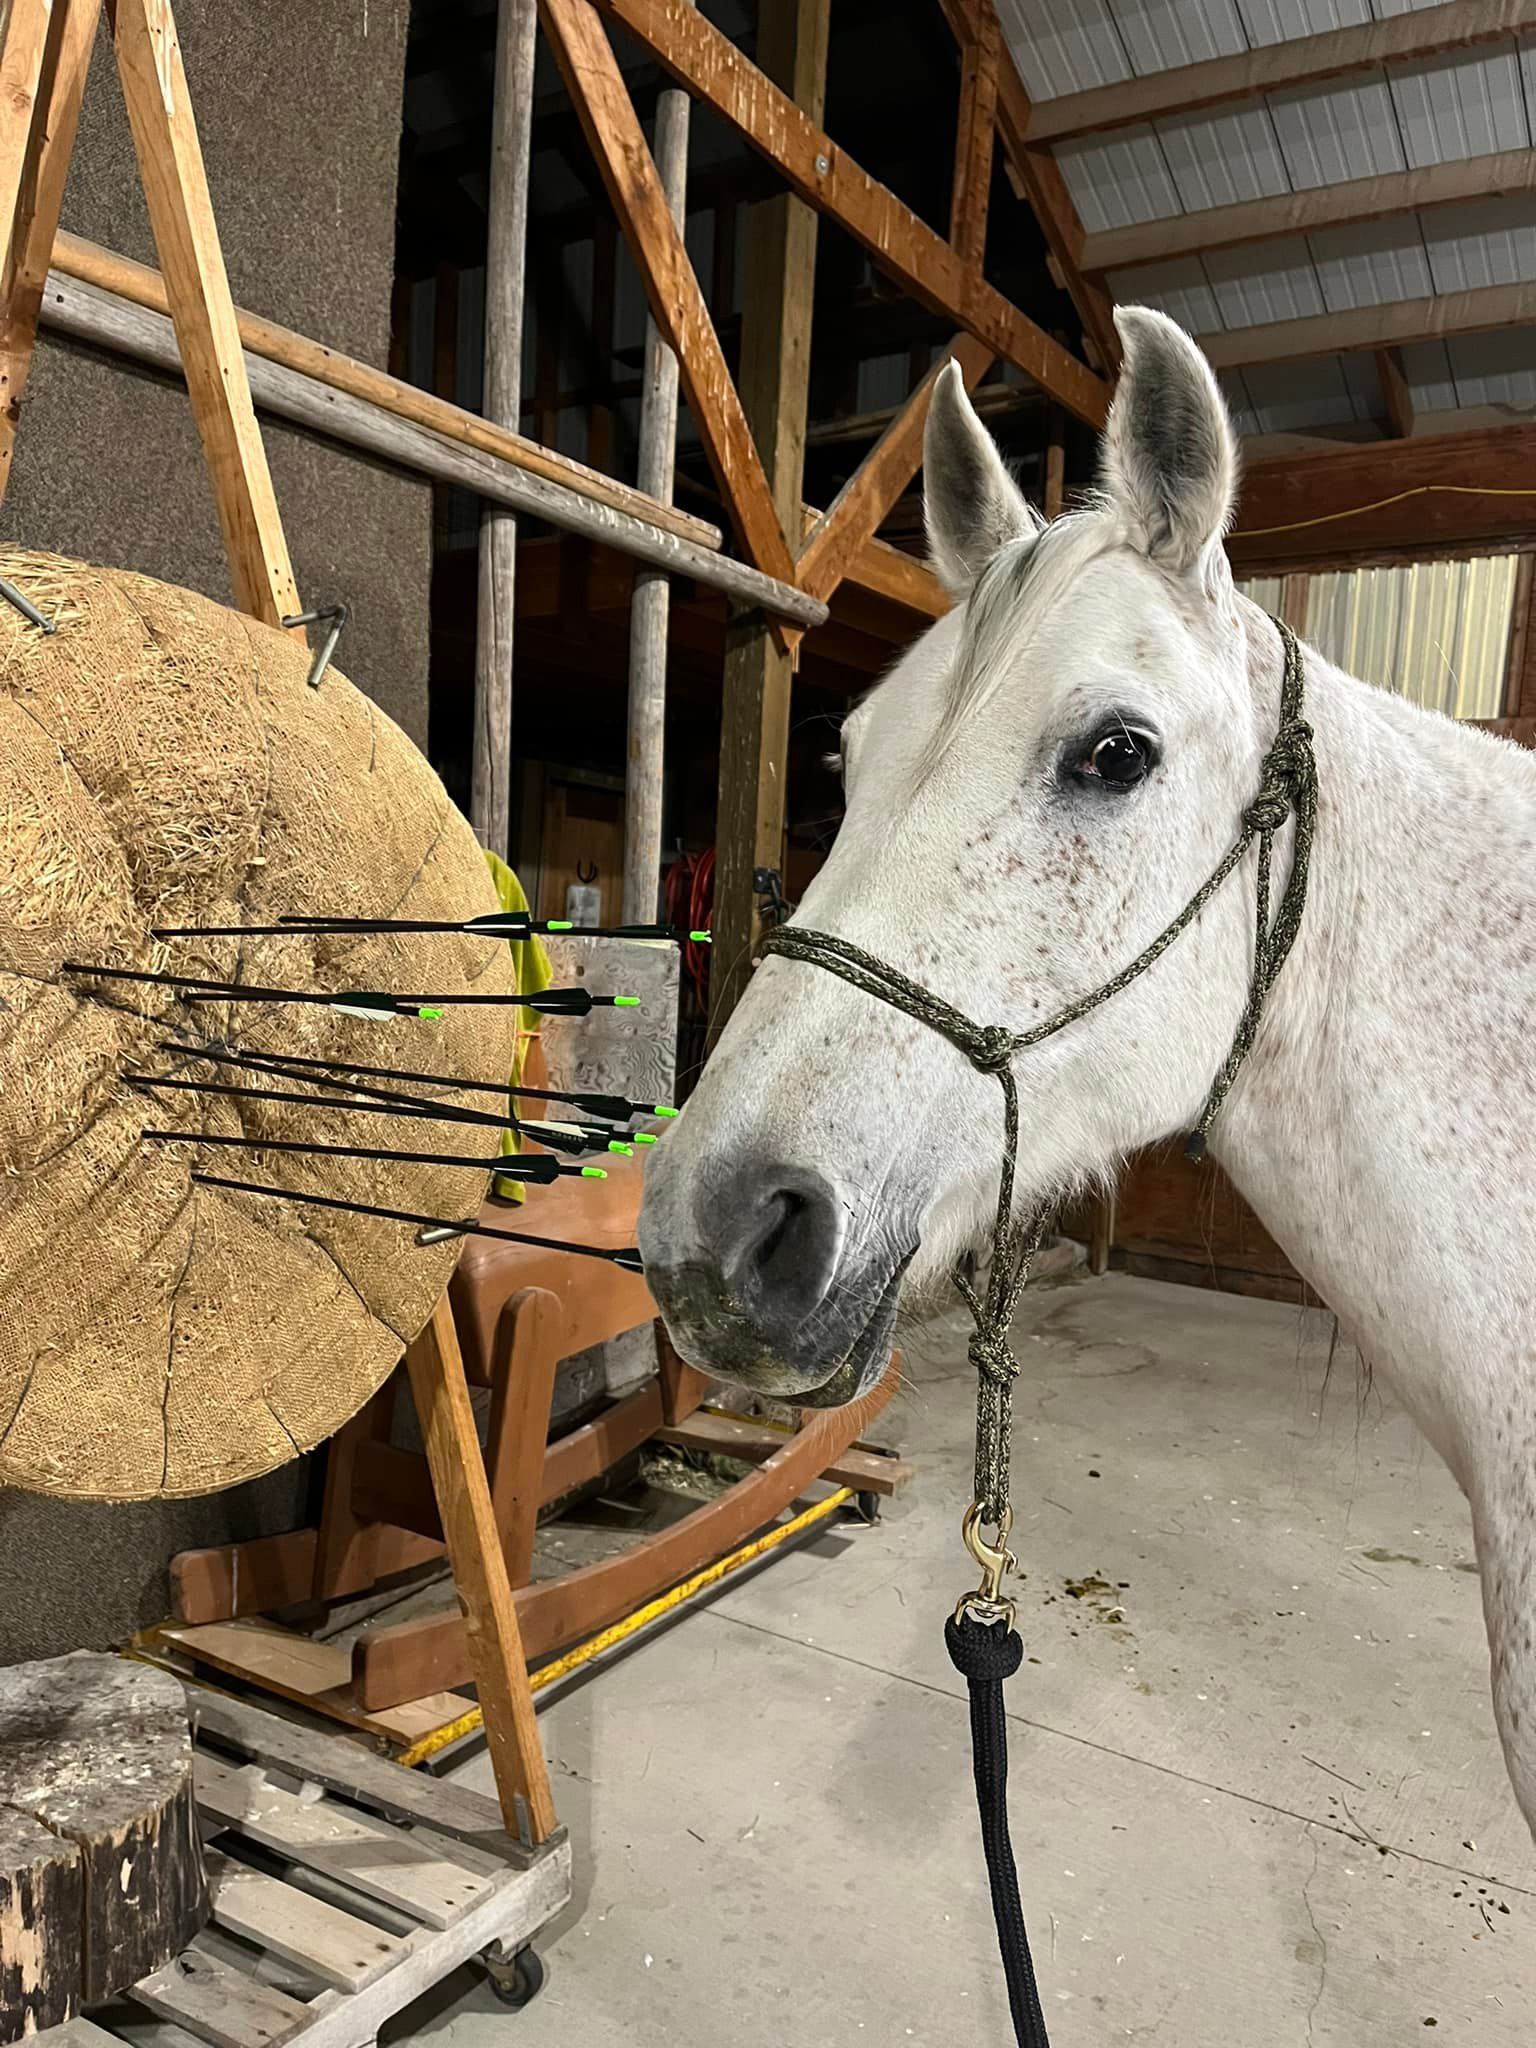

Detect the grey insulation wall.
[{"left": 0, "top": 0, "right": 429, "bottom": 1661}]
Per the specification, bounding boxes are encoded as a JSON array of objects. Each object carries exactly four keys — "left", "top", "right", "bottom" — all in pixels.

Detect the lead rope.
[{"left": 759, "top": 619, "right": 1315, "bottom": 2047}]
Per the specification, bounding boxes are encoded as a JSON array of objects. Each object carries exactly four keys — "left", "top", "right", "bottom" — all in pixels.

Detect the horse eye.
[{"left": 1080, "top": 730, "right": 1153, "bottom": 788}]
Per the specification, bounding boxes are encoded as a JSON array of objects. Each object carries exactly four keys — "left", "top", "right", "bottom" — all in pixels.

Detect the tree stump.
[{"left": 0, "top": 1652, "right": 207, "bottom": 2039}]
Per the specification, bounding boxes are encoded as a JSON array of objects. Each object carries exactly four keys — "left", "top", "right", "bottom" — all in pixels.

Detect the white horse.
[{"left": 640, "top": 307, "right": 1536, "bottom": 1836}]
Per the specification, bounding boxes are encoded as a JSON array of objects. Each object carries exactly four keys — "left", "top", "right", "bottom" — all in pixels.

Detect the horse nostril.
[{"left": 715, "top": 1165, "right": 842, "bottom": 1323}]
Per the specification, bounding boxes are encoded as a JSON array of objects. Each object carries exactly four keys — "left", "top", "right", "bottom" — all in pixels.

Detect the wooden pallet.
[{"left": 54, "top": 1687, "right": 570, "bottom": 2048}]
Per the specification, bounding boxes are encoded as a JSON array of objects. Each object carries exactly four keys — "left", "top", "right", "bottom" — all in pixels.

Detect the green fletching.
[
  {"left": 690, "top": 931, "right": 712, "bottom": 943},
  {"left": 581, "top": 1165, "right": 608, "bottom": 1178},
  {"left": 417, "top": 1007, "right": 445, "bottom": 1021},
  {"left": 548, "top": 919, "right": 573, "bottom": 930},
  {"left": 608, "top": 1141, "right": 635, "bottom": 1156},
  {"left": 653, "top": 1105, "right": 679, "bottom": 1117},
  {"left": 634, "top": 1132, "right": 657, "bottom": 1146},
  {"left": 614, "top": 994, "right": 641, "bottom": 1007}
]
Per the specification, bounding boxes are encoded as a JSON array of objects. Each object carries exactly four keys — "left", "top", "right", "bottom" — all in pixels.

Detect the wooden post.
[
  {"left": 948, "top": 0, "right": 999, "bottom": 270},
  {"left": 623, "top": 24, "right": 690, "bottom": 924},
  {"left": 709, "top": 0, "right": 830, "bottom": 1035},
  {"left": 107, "top": 0, "right": 302, "bottom": 631},
  {"left": 404, "top": 1297, "right": 557, "bottom": 1847},
  {"left": 1043, "top": 401, "right": 1064, "bottom": 519},
  {"left": 474, "top": 0, "right": 537, "bottom": 857},
  {"left": 0, "top": 0, "right": 101, "bottom": 503}
]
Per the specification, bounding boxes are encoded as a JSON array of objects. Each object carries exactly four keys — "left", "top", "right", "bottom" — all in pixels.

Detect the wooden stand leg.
[
  {"left": 312, "top": 1376, "right": 398, "bottom": 1603},
  {"left": 0, "top": 0, "right": 101, "bottom": 502},
  {"left": 656, "top": 1320, "right": 709, "bottom": 1427},
  {"left": 484, "top": 1288, "right": 562, "bottom": 1588},
  {"left": 404, "top": 1296, "right": 557, "bottom": 1847}
]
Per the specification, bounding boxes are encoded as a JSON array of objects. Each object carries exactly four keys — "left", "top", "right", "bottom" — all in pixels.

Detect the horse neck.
[{"left": 1211, "top": 629, "right": 1536, "bottom": 1455}]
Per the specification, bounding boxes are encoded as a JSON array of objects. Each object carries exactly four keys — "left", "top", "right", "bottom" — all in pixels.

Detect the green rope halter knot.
[{"left": 759, "top": 618, "right": 1316, "bottom": 1527}]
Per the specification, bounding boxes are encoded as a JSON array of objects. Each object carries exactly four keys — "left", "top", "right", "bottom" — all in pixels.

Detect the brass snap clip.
[{"left": 956, "top": 1500, "right": 1018, "bottom": 1627}]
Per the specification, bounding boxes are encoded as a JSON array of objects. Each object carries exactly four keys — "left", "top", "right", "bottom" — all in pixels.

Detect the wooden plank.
[
  {"left": 203, "top": 1853, "right": 406, "bottom": 1994},
  {"left": 947, "top": 0, "right": 1000, "bottom": 268},
  {"left": 541, "top": 1378, "right": 665, "bottom": 1503},
  {"left": 1026, "top": 0, "right": 1536, "bottom": 143},
  {"left": 0, "top": 0, "right": 57, "bottom": 278},
  {"left": 159, "top": 1620, "right": 474, "bottom": 1748},
  {"left": 656, "top": 1410, "right": 912, "bottom": 1494},
  {"left": 195, "top": 1756, "right": 497, "bottom": 1931},
  {"left": 1087, "top": 147, "right": 1536, "bottom": 273},
  {"left": 189, "top": 1694, "right": 528, "bottom": 1864},
  {"left": 130, "top": 1943, "right": 311, "bottom": 2048},
  {"left": 171, "top": 1530, "right": 318, "bottom": 1625},
  {"left": 404, "top": 1299, "right": 558, "bottom": 1846},
  {"left": 1507, "top": 552, "right": 1536, "bottom": 720},
  {"left": 624, "top": 30, "right": 691, "bottom": 924},
  {"left": 1199, "top": 280, "right": 1536, "bottom": 370},
  {"left": 0, "top": 0, "right": 101, "bottom": 503},
  {"left": 798, "top": 336, "right": 994, "bottom": 606},
  {"left": 709, "top": 0, "right": 829, "bottom": 1034},
  {"left": 989, "top": 42, "right": 1120, "bottom": 374},
  {"left": 352, "top": 1364, "right": 899, "bottom": 1708},
  {"left": 1376, "top": 346, "right": 1413, "bottom": 439},
  {"left": 1229, "top": 422, "right": 1536, "bottom": 567},
  {"left": 474, "top": 0, "right": 537, "bottom": 859},
  {"left": 539, "top": 0, "right": 799, "bottom": 599},
  {"left": 108, "top": 0, "right": 302, "bottom": 630},
  {"left": 587, "top": 0, "right": 1109, "bottom": 424},
  {"left": 39, "top": 269, "right": 826, "bottom": 626},
  {"left": 52, "top": 231, "right": 725, "bottom": 553},
  {"left": 840, "top": 534, "right": 949, "bottom": 619},
  {"left": 50, "top": 2025, "right": 129, "bottom": 2048}
]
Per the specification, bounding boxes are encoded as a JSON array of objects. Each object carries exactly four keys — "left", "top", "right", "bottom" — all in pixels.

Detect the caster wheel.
[
  {"left": 485, "top": 1946, "right": 546, "bottom": 2009},
  {"left": 850, "top": 1490, "right": 882, "bottom": 1525}
]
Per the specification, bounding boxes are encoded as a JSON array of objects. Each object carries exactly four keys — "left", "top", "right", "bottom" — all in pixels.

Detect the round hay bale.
[{"left": 0, "top": 547, "right": 516, "bottom": 1501}]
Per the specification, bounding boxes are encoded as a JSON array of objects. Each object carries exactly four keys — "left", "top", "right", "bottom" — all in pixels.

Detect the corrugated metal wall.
[{"left": 1239, "top": 554, "right": 1519, "bottom": 717}]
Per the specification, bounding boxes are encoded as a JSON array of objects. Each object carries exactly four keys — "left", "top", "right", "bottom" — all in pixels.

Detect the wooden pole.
[
  {"left": 405, "top": 1298, "right": 557, "bottom": 1846},
  {"left": 0, "top": 0, "right": 101, "bottom": 504},
  {"left": 623, "top": 29, "right": 691, "bottom": 924},
  {"left": 473, "top": 0, "right": 537, "bottom": 857},
  {"left": 709, "top": 0, "right": 830, "bottom": 1035},
  {"left": 39, "top": 269, "right": 828, "bottom": 626},
  {"left": 1043, "top": 401, "right": 1064, "bottom": 519}
]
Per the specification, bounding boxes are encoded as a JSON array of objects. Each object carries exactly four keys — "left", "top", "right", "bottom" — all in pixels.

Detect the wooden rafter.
[
  {"left": 1026, "top": 0, "right": 1536, "bottom": 144},
  {"left": 1088, "top": 148, "right": 1536, "bottom": 274},
  {"left": 586, "top": 0, "right": 1109, "bottom": 424},
  {"left": 946, "top": 0, "right": 999, "bottom": 269},
  {"left": 798, "top": 333, "right": 993, "bottom": 606},
  {"left": 538, "top": 0, "right": 800, "bottom": 601},
  {"left": 0, "top": 0, "right": 100, "bottom": 498},
  {"left": 1199, "top": 280, "right": 1536, "bottom": 370},
  {"left": 1375, "top": 348, "right": 1414, "bottom": 440}
]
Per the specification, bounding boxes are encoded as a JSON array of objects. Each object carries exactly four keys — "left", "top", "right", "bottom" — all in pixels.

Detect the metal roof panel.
[
  {"left": 996, "top": 0, "right": 1130, "bottom": 101},
  {"left": 1105, "top": 0, "right": 1247, "bottom": 74},
  {"left": 1235, "top": 0, "right": 1370, "bottom": 43},
  {"left": 1268, "top": 70, "right": 1406, "bottom": 186},
  {"left": 1202, "top": 237, "right": 1329, "bottom": 326},
  {"left": 1420, "top": 194, "right": 1536, "bottom": 291},
  {"left": 1400, "top": 337, "right": 1458, "bottom": 411},
  {"left": 1307, "top": 216, "right": 1435, "bottom": 307},
  {"left": 1387, "top": 45, "right": 1533, "bottom": 167},
  {"left": 1107, "top": 256, "right": 1223, "bottom": 331},
  {"left": 1240, "top": 357, "right": 1361, "bottom": 432},
  {"left": 1444, "top": 328, "right": 1536, "bottom": 407},
  {"left": 1155, "top": 102, "right": 1292, "bottom": 210},
  {"left": 1054, "top": 128, "right": 1183, "bottom": 230}
]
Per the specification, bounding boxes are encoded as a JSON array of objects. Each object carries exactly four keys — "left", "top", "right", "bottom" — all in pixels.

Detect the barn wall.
[{"left": 0, "top": 0, "right": 423, "bottom": 1663}]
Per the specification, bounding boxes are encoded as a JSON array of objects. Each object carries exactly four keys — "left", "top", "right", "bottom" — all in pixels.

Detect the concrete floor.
[{"left": 394, "top": 1273, "right": 1536, "bottom": 2045}]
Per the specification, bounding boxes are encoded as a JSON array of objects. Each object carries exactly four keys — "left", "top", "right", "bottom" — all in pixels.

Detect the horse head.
[{"left": 641, "top": 309, "right": 1287, "bottom": 1402}]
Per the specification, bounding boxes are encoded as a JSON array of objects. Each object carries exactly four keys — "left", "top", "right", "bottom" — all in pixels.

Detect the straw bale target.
[{"left": 0, "top": 547, "right": 516, "bottom": 1501}]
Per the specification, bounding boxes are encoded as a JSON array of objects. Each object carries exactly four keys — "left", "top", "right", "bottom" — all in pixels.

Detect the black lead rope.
[{"left": 759, "top": 619, "right": 1316, "bottom": 2048}]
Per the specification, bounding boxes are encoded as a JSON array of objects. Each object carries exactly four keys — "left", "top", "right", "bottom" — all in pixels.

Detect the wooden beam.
[
  {"left": 1088, "top": 148, "right": 1536, "bottom": 273},
  {"left": 989, "top": 42, "right": 1120, "bottom": 374},
  {"left": 710, "top": 0, "right": 830, "bottom": 1035},
  {"left": 53, "top": 231, "right": 725, "bottom": 554},
  {"left": 798, "top": 334, "right": 993, "bottom": 605},
  {"left": 1229, "top": 423, "right": 1536, "bottom": 568},
  {"left": 0, "top": 0, "right": 58, "bottom": 284},
  {"left": 538, "top": 0, "right": 799, "bottom": 599},
  {"left": 1027, "top": 0, "right": 1536, "bottom": 144},
  {"left": 1375, "top": 346, "right": 1413, "bottom": 440},
  {"left": 841, "top": 533, "right": 948, "bottom": 619},
  {"left": 1199, "top": 280, "right": 1536, "bottom": 370},
  {"left": 947, "top": 0, "right": 1000, "bottom": 269},
  {"left": 474, "top": 0, "right": 538, "bottom": 860},
  {"left": 587, "top": 0, "right": 1108, "bottom": 425},
  {"left": 1043, "top": 401, "right": 1065, "bottom": 519},
  {"left": 1506, "top": 552, "right": 1536, "bottom": 720},
  {"left": 0, "top": 0, "right": 101, "bottom": 501},
  {"left": 404, "top": 1299, "right": 557, "bottom": 1846},
  {"left": 108, "top": 0, "right": 302, "bottom": 630},
  {"left": 40, "top": 269, "right": 828, "bottom": 624}
]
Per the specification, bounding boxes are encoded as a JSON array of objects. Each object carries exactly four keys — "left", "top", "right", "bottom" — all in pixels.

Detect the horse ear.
[
  {"left": 1101, "top": 307, "right": 1237, "bottom": 584},
  {"left": 923, "top": 360, "right": 1044, "bottom": 596}
]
